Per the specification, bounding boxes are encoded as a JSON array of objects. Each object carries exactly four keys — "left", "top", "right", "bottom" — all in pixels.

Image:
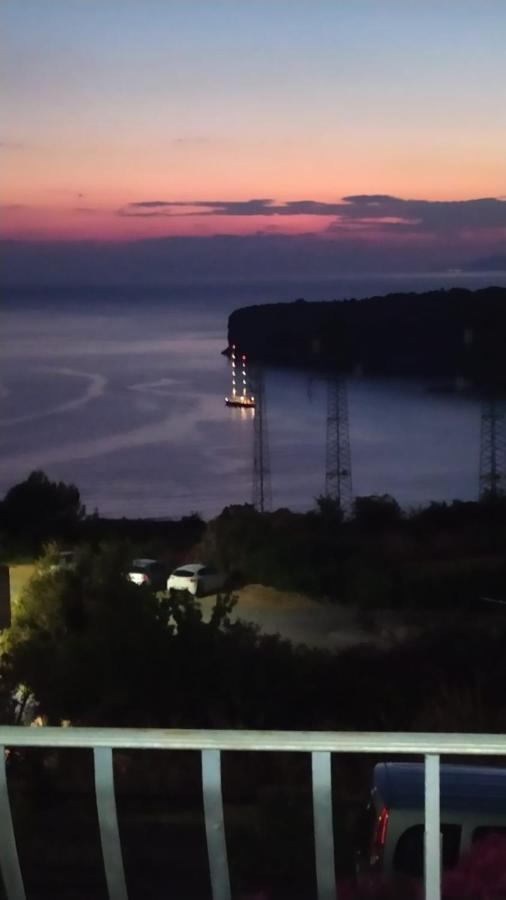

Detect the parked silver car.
[
  {"left": 166, "top": 563, "right": 226, "bottom": 598},
  {"left": 356, "top": 762, "right": 506, "bottom": 879}
]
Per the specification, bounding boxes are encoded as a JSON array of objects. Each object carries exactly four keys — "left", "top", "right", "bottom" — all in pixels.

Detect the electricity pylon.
[
  {"left": 325, "top": 375, "right": 353, "bottom": 516},
  {"left": 252, "top": 366, "right": 271, "bottom": 512},
  {"left": 479, "top": 394, "right": 506, "bottom": 499}
]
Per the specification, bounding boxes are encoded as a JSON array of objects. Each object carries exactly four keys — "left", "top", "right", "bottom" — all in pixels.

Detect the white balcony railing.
[{"left": 0, "top": 727, "right": 504, "bottom": 900}]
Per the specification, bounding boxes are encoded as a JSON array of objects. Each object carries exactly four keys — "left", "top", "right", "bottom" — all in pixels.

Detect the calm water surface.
[{"left": 2, "top": 275, "right": 504, "bottom": 518}]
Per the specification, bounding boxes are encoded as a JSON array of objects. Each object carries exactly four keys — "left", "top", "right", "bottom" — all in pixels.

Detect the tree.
[
  {"left": 314, "top": 494, "right": 344, "bottom": 523},
  {"left": 1, "top": 544, "right": 166, "bottom": 724},
  {"left": 199, "top": 504, "right": 265, "bottom": 574},
  {"left": 352, "top": 494, "right": 402, "bottom": 530},
  {"left": 0, "top": 470, "right": 85, "bottom": 550}
]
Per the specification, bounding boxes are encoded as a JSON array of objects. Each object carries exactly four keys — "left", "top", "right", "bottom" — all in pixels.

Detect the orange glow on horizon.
[{"left": 3, "top": 121, "right": 505, "bottom": 242}]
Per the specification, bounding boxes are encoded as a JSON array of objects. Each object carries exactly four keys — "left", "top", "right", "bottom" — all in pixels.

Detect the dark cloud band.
[{"left": 120, "top": 195, "right": 506, "bottom": 233}]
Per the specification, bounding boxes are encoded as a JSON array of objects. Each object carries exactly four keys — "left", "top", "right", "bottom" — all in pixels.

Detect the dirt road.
[{"left": 200, "top": 584, "right": 408, "bottom": 649}]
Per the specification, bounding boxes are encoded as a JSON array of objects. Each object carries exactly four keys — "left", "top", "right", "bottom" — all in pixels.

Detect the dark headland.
[{"left": 227, "top": 286, "right": 506, "bottom": 383}]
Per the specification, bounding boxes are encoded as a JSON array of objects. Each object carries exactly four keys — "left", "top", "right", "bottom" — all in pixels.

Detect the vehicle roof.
[
  {"left": 131, "top": 558, "right": 159, "bottom": 567},
  {"left": 173, "top": 563, "right": 205, "bottom": 574},
  {"left": 374, "top": 763, "right": 506, "bottom": 814}
]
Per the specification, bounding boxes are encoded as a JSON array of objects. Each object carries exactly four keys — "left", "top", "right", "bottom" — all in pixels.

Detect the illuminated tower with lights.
[
  {"left": 252, "top": 365, "right": 271, "bottom": 512},
  {"left": 479, "top": 394, "right": 506, "bottom": 499},
  {"left": 325, "top": 375, "right": 352, "bottom": 516}
]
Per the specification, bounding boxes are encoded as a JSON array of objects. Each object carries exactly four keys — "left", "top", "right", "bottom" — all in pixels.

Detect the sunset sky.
[{"left": 2, "top": 0, "right": 505, "bottom": 279}]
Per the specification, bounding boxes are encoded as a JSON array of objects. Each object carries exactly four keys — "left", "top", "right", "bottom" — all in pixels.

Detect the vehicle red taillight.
[
  {"left": 376, "top": 806, "right": 389, "bottom": 847},
  {"left": 370, "top": 806, "right": 389, "bottom": 868}
]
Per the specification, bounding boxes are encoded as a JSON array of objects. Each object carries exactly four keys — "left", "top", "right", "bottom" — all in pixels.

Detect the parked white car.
[{"left": 166, "top": 563, "right": 226, "bottom": 597}]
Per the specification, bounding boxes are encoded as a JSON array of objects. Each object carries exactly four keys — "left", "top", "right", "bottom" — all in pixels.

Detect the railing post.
[
  {"left": 312, "top": 751, "right": 337, "bottom": 900},
  {"left": 202, "top": 749, "right": 231, "bottom": 900},
  {"left": 0, "top": 747, "right": 26, "bottom": 900},
  {"left": 424, "top": 753, "right": 441, "bottom": 900},
  {"left": 94, "top": 747, "right": 128, "bottom": 900}
]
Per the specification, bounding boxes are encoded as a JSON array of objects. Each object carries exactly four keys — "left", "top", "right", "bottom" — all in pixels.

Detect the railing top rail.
[{"left": 0, "top": 727, "right": 504, "bottom": 754}]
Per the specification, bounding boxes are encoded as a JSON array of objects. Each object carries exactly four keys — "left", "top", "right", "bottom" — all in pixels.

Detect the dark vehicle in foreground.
[
  {"left": 48, "top": 550, "right": 77, "bottom": 572},
  {"left": 356, "top": 762, "right": 506, "bottom": 879},
  {"left": 127, "top": 558, "right": 167, "bottom": 591}
]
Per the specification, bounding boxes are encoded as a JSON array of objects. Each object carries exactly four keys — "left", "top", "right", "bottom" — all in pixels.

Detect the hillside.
[{"left": 227, "top": 286, "right": 506, "bottom": 382}]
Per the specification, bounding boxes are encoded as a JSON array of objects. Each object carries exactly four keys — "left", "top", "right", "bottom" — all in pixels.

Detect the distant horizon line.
[{"left": 4, "top": 275, "right": 506, "bottom": 292}]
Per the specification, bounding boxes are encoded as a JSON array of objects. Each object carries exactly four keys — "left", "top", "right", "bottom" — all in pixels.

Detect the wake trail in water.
[{"left": 0, "top": 368, "right": 107, "bottom": 426}]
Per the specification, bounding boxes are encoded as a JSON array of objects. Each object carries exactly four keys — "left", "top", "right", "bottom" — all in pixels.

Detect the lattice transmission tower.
[
  {"left": 251, "top": 366, "right": 271, "bottom": 512},
  {"left": 325, "top": 375, "right": 353, "bottom": 516},
  {"left": 479, "top": 394, "right": 506, "bottom": 499}
]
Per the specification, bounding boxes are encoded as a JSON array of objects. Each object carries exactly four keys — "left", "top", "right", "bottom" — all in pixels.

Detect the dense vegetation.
[
  {"left": 1, "top": 473, "right": 506, "bottom": 897},
  {"left": 2, "top": 524, "right": 506, "bottom": 895},
  {"left": 200, "top": 495, "right": 506, "bottom": 609},
  {"left": 228, "top": 286, "right": 506, "bottom": 383},
  {"left": 0, "top": 469, "right": 205, "bottom": 560},
  {"left": 2, "top": 541, "right": 506, "bottom": 735},
  {"left": 1, "top": 472, "right": 506, "bottom": 731},
  {"left": 2, "top": 471, "right": 506, "bottom": 610}
]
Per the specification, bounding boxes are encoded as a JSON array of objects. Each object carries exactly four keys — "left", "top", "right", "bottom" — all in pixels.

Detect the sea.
[{"left": 2, "top": 272, "right": 505, "bottom": 520}]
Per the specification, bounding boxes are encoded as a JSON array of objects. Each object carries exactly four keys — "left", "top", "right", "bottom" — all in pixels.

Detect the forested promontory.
[{"left": 227, "top": 286, "right": 506, "bottom": 382}]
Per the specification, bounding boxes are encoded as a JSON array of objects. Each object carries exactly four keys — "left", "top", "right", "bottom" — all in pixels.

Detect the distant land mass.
[
  {"left": 461, "top": 254, "right": 506, "bottom": 272},
  {"left": 227, "top": 286, "right": 506, "bottom": 383}
]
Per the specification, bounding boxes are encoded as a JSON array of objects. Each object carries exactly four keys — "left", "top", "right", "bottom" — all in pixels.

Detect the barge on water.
[{"left": 225, "top": 345, "right": 255, "bottom": 408}]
